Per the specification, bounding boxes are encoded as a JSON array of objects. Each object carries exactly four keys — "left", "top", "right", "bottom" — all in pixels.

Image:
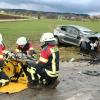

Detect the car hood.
[
  {"left": 93, "top": 33, "right": 100, "bottom": 38},
  {"left": 82, "top": 31, "right": 100, "bottom": 38}
]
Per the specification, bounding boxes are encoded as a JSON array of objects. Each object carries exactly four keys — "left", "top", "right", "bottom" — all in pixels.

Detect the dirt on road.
[{"left": 0, "top": 61, "right": 100, "bottom": 100}]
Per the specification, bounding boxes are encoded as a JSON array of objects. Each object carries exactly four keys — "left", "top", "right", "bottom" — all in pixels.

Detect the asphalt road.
[{"left": 0, "top": 61, "right": 100, "bottom": 100}]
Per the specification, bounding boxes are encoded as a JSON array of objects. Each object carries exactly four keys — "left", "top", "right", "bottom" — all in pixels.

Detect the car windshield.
[
  {"left": 78, "top": 26, "right": 95, "bottom": 35},
  {"left": 83, "top": 31, "right": 95, "bottom": 35}
]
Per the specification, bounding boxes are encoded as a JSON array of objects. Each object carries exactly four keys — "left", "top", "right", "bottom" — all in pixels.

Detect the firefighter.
[
  {"left": 0, "top": 33, "right": 9, "bottom": 87},
  {"left": 15, "top": 36, "right": 36, "bottom": 57},
  {"left": 0, "top": 33, "right": 5, "bottom": 66},
  {"left": 27, "top": 32, "right": 59, "bottom": 88}
]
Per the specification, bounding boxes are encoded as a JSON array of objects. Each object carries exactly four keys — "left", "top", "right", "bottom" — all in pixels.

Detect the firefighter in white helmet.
[
  {"left": 0, "top": 33, "right": 5, "bottom": 61},
  {"left": 0, "top": 33, "right": 10, "bottom": 87},
  {"left": 15, "top": 36, "right": 36, "bottom": 57},
  {"left": 27, "top": 32, "right": 59, "bottom": 88}
]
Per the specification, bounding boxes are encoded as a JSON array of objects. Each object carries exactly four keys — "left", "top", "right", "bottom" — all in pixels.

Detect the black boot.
[
  {"left": 47, "top": 79, "right": 60, "bottom": 89},
  {"left": 28, "top": 80, "right": 39, "bottom": 89}
]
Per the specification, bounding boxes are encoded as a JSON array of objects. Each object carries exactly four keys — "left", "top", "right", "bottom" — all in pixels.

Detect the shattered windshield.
[
  {"left": 83, "top": 31, "right": 95, "bottom": 35},
  {"left": 78, "top": 26, "right": 96, "bottom": 35}
]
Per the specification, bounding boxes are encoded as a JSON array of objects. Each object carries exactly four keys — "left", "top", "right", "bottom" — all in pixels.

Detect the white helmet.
[
  {"left": 40, "top": 32, "right": 56, "bottom": 43},
  {"left": 16, "top": 37, "right": 27, "bottom": 45},
  {"left": 0, "top": 33, "right": 3, "bottom": 42}
]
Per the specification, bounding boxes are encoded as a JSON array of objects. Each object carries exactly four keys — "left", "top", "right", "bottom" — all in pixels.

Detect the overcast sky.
[{"left": 0, "top": 0, "right": 100, "bottom": 15}]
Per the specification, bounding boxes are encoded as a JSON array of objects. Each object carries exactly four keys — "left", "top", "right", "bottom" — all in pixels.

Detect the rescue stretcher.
[{"left": 0, "top": 52, "right": 37, "bottom": 93}]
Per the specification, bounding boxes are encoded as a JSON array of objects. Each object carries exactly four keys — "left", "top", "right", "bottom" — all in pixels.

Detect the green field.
[
  {"left": 0, "top": 20, "right": 100, "bottom": 48},
  {"left": 0, "top": 19, "right": 100, "bottom": 50}
]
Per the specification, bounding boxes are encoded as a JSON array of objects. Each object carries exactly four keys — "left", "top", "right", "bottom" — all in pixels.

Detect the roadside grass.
[
  {"left": 59, "top": 46, "right": 80, "bottom": 62},
  {"left": 0, "top": 19, "right": 100, "bottom": 61}
]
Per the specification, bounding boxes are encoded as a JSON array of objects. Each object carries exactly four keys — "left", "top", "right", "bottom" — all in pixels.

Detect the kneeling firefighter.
[
  {"left": 0, "top": 33, "right": 9, "bottom": 87},
  {"left": 15, "top": 36, "right": 37, "bottom": 58},
  {"left": 26, "top": 32, "right": 59, "bottom": 88}
]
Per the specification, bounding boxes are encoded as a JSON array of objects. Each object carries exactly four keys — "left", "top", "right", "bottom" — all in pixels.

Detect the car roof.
[{"left": 58, "top": 25, "right": 92, "bottom": 32}]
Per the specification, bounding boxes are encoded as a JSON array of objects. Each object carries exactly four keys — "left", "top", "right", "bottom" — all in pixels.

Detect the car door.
[{"left": 63, "top": 26, "right": 80, "bottom": 46}]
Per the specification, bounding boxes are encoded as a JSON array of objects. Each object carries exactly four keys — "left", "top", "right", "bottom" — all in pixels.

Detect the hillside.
[
  {"left": 0, "top": 8, "right": 89, "bottom": 19},
  {"left": 0, "top": 13, "right": 28, "bottom": 19}
]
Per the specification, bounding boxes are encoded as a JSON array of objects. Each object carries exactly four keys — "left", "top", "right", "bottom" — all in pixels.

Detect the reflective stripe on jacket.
[{"left": 39, "top": 45, "right": 59, "bottom": 77}]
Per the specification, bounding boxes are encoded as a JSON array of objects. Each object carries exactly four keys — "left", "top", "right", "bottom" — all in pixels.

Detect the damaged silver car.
[
  {"left": 54, "top": 25, "right": 100, "bottom": 55},
  {"left": 54, "top": 25, "right": 100, "bottom": 46}
]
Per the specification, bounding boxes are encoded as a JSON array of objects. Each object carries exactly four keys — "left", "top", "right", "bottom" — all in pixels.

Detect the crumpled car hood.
[{"left": 93, "top": 33, "right": 100, "bottom": 38}]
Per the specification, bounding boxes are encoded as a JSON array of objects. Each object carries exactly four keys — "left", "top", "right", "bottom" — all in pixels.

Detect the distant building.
[{"left": 0, "top": 10, "right": 6, "bottom": 14}]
